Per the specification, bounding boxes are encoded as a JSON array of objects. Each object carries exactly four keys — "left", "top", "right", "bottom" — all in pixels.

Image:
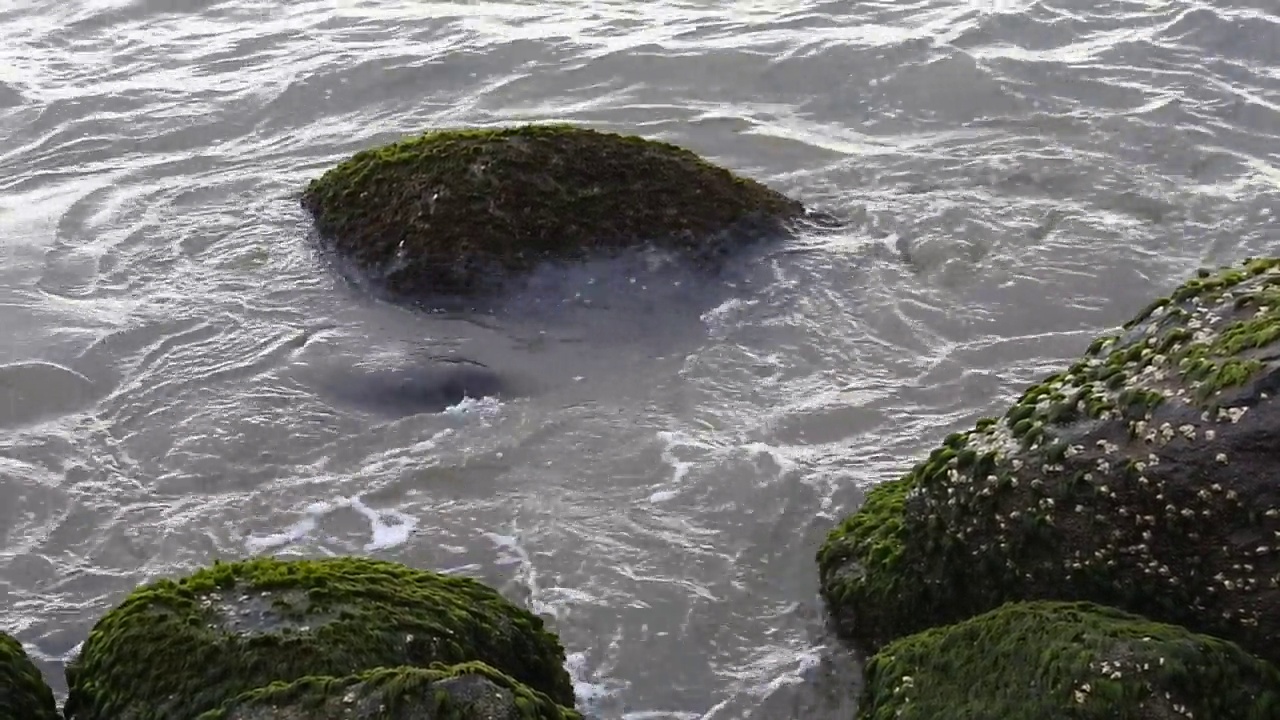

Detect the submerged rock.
[
  {"left": 860, "top": 600, "right": 1280, "bottom": 720},
  {"left": 63, "top": 557, "right": 574, "bottom": 720},
  {"left": 0, "top": 632, "right": 58, "bottom": 720},
  {"left": 818, "top": 258, "right": 1280, "bottom": 662},
  {"left": 310, "top": 360, "right": 514, "bottom": 417},
  {"left": 300, "top": 124, "right": 804, "bottom": 297},
  {"left": 197, "top": 662, "right": 581, "bottom": 720}
]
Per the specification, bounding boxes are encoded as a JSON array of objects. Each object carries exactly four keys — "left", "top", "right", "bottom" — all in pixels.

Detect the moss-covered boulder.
[
  {"left": 819, "top": 258, "right": 1280, "bottom": 661},
  {"left": 63, "top": 557, "right": 574, "bottom": 720},
  {"left": 196, "top": 663, "right": 581, "bottom": 720},
  {"left": 0, "top": 632, "right": 58, "bottom": 720},
  {"left": 300, "top": 124, "right": 804, "bottom": 297},
  {"left": 861, "top": 600, "right": 1280, "bottom": 720}
]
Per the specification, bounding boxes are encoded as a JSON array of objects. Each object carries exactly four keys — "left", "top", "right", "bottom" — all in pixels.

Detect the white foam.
[
  {"left": 348, "top": 496, "right": 418, "bottom": 551},
  {"left": 436, "top": 562, "right": 484, "bottom": 576},
  {"left": 567, "top": 650, "right": 627, "bottom": 715},
  {"left": 740, "top": 441, "right": 799, "bottom": 476},
  {"left": 483, "top": 529, "right": 558, "bottom": 618},
  {"left": 700, "top": 296, "right": 756, "bottom": 338},
  {"left": 359, "top": 429, "right": 454, "bottom": 476},
  {"left": 244, "top": 511, "right": 321, "bottom": 553},
  {"left": 564, "top": 626, "right": 634, "bottom": 719},
  {"left": 443, "top": 394, "right": 503, "bottom": 419},
  {"left": 244, "top": 495, "right": 419, "bottom": 554},
  {"left": 648, "top": 429, "right": 716, "bottom": 503},
  {"left": 648, "top": 489, "right": 680, "bottom": 503},
  {"left": 483, "top": 532, "right": 523, "bottom": 564}
]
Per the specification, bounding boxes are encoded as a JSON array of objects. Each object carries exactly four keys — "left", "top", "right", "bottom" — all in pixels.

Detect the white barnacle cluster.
[
  {"left": 966, "top": 421, "right": 1017, "bottom": 461},
  {"left": 1071, "top": 272, "right": 1280, "bottom": 495},
  {"left": 890, "top": 672, "right": 914, "bottom": 697},
  {"left": 916, "top": 263, "right": 1280, "bottom": 609},
  {"left": 1112, "top": 268, "right": 1279, "bottom": 417},
  {"left": 1054, "top": 413, "right": 1269, "bottom": 603},
  {"left": 904, "top": 484, "right": 925, "bottom": 503},
  {"left": 1216, "top": 406, "right": 1249, "bottom": 424},
  {"left": 1084, "top": 654, "right": 1198, "bottom": 719},
  {"left": 1091, "top": 657, "right": 1128, "bottom": 681},
  {"left": 1130, "top": 342, "right": 1174, "bottom": 391},
  {"left": 1182, "top": 305, "right": 1220, "bottom": 346},
  {"left": 915, "top": 445, "right": 990, "bottom": 542},
  {"left": 1073, "top": 656, "right": 1184, "bottom": 718}
]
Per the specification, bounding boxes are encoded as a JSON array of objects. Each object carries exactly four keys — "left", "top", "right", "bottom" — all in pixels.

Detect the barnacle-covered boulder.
[
  {"left": 196, "top": 663, "right": 581, "bottom": 720},
  {"left": 861, "top": 600, "right": 1280, "bottom": 720},
  {"left": 63, "top": 557, "right": 574, "bottom": 720},
  {"left": 300, "top": 124, "right": 805, "bottom": 297},
  {"left": 0, "top": 632, "right": 58, "bottom": 720},
  {"left": 818, "top": 258, "right": 1280, "bottom": 662}
]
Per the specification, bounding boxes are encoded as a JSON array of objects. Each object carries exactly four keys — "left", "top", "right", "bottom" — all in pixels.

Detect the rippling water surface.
[{"left": 1, "top": 0, "right": 1278, "bottom": 716}]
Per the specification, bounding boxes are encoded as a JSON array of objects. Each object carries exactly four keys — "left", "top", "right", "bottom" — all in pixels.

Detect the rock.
[
  {"left": 300, "top": 124, "right": 804, "bottom": 297},
  {"left": 63, "top": 557, "right": 574, "bottom": 720},
  {"left": 860, "top": 600, "right": 1280, "bottom": 720},
  {"left": 0, "top": 632, "right": 58, "bottom": 720},
  {"left": 310, "top": 360, "right": 514, "bottom": 417},
  {"left": 196, "top": 662, "right": 581, "bottom": 720},
  {"left": 818, "top": 258, "right": 1280, "bottom": 661}
]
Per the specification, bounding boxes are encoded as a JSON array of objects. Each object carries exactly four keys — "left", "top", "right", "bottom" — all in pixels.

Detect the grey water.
[{"left": 1, "top": 0, "right": 1277, "bottom": 716}]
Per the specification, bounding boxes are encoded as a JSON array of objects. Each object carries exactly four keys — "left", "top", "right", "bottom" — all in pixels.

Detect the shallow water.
[{"left": 0, "top": 0, "right": 1277, "bottom": 716}]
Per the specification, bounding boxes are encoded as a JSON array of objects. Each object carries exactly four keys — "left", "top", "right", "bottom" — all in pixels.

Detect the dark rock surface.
[
  {"left": 301, "top": 124, "right": 805, "bottom": 298},
  {"left": 63, "top": 556, "right": 574, "bottom": 720},
  {"left": 819, "top": 258, "right": 1280, "bottom": 664},
  {"left": 197, "top": 663, "right": 581, "bottom": 720},
  {"left": 860, "top": 600, "right": 1280, "bottom": 720},
  {"left": 0, "top": 631, "right": 58, "bottom": 720},
  {"left": 311, "top": 359, "right": 513, "bottom": 416}
]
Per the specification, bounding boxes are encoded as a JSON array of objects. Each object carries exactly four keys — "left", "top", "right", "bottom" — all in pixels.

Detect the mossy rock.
[
  {"left": 196, "top": 662, "right": 582, "bottom": 720},
  {"left": 0, "top": 632, "right": 58, "bottom": 720},
  {"left": 819, "top": 258, "right": 1280, "bottom": 662},
  {"left": 300, "top": 124, "right": 805, "bottom": 297},
  {"left": 861, "top": 600, "right": 1280, "bottom": 720},
  {"left": 63, "top": 557, "right": 574, "bottom": 720}
]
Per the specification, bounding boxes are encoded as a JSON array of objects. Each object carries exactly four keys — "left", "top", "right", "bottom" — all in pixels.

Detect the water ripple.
[{"left": 0, "top": 0, "right": 1277, "bottom": 714}]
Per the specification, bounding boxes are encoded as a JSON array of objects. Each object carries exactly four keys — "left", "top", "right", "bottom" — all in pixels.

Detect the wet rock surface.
[
  {"left": 819, "top": 258, "right": 1280, "bottom": 663},
  {"left": 300, "top": 124, "right": 805, "bottom": 299},
  {"left": 309, "top": 360, "right": 514, "bottom": 417},
  {"left": 63, "top": 557, "right": 574, "bottom": 720},
  {"left": 0, "top": 631, "right": 58, "bottom": 720},
  {"left": 196, "top": 663, "right": 581, "bottom": 720},
  {"left": 860, "top": 600, "right": 1280, "bottom": 720}
]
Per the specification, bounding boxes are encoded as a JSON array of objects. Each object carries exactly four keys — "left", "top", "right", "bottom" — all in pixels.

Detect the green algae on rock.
[
  {"left": 860, "top": 600, "right": 1280, "bottom": 720},
  {"left": 300, "top": 124, "right": 805, "bottom": 297},
  {"left": 196, "top": 662, "right": 582, "bottom": 720},
  {"left": 0, "top": 632, "right": 58, "bottom": 720},
  {"left": 63, "top": 557, "right": 574, "bottom": 720},
  {"left": 818, "top": 258, "right": 1280, "bottom": 661}
]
